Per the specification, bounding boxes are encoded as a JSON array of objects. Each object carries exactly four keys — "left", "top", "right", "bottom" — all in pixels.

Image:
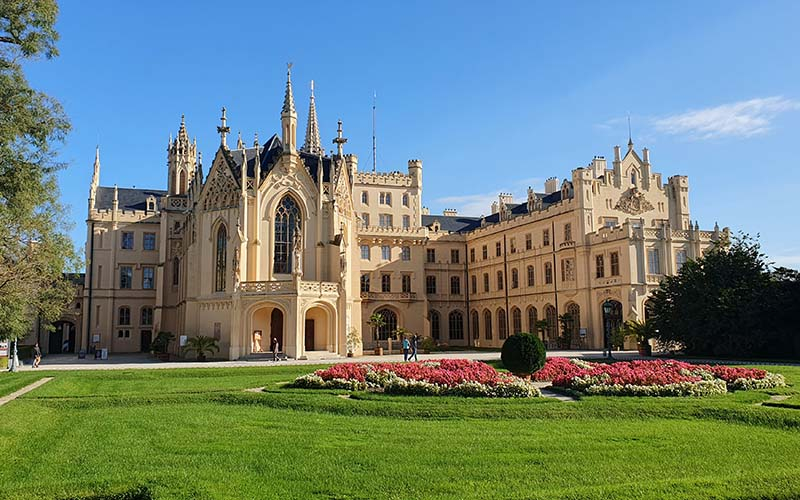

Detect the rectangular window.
[
  {"left": 596, "top": 254, "right": 605, "bottom": 278},
  {"left": 450, "top": 249, "right": 460, "bottom": 264},
  {"left": 483, "top": 273, "right": 489, "bottom": 292},
  {"left": 143, "top": 233, "right": 156, "bottom": 251},
  {"left": 381, "top": 274, "right": 391, "bottom": 292},
  {"left": 118, "top": 329, "right": 130, "bottom": 339},
  {"left": 495, "top": 241, "right": 502, "bottom": 257},
  {"left": 402, "top": 194, "right": 409, "bottom": 207},
  {"left": 402, "top": 215, "right": 410, "bottom": 228},
  {"left": 142, "top": 266, "right": 154, "bottom": 289},
  {"left": 361, "top": 191, "right": 368, "bottom": 204},
  {"left": 361, "top": 245, "right": 370, "bottom": 260},
  {"left": 604, "top": 217, "right": 619, "bottom": 228},
  {"left": 482, "top": 245, "right": 488, "bottom": 259},
  {"left": 564, "top": 223, "right": 572, "bottom": 242},
  {"left": 118, "top": 307, "right": 130, "bottom": 325},
  {"left": 362, "top": 213, "right": 370, "bottom": 227},
  {"left": 510, "top": 238, "right": 516, "bottom": 254},
  {"left": 450, "top": 276, "right": 461, "bottom": 295},
  {"left": 470, "top": 248, "right": 475, "bottom": 263},
  {"left": 402, "top": 274, "right": 411, "bottom": 293},
  {"left": 426, "top": 248, "right": 436, "bottom": 263},
  {"left": 141, "top": 308, "right": 153, "bottom": 326},
  {"left": 561, "top": 258, "right": 575, "bottom": 281},
  {"left": 544, "top": 262, "right": 553, "bottom": 284},
  {"left": 121, "top": 232, "right": 134, "bottom": 250},
  {"left": 381, "top": 245, "right": 391, "bottom": 261},
  {"left": 610, "top": 252, "right": 620, "bottom": 276},
  {"left": 379, "top": 192, "right": 392, "bottom": 206},
  {"left": 471, "top": 275, "right": 477, "bottom": 294},
  {"left": 511, "top": 268, "right": 519, "bottom": 289},
  {"left": 527, "top": 266, "right": 535, "bottom": 287},
  {"left": 119, "top": 266, "right": 133, "bottom": 289},
  {"left": 676, "top": 249, "right": 688, "bottom": 270},
  {"left": 426, "top": 275, "right": 436, "bottom": 294},
  {"left": 379, "top": 214, "right": 393, "bottom": 227},
  {"left": 497, "top": 270, "right": 504, "bottom": 290},
  {"left": 360, "top": 274, "right": 370, "bottom": 293},
  {"left": 525, "top": 233, "right": 532, "bottom": 250},
  {"left": 543, "top": 229, "right": 550, "bottom": 246},
  {"left": 648, "top": 249, "right": 661, "bottom": 274},
  {"left": 401, "top": 246, "right": 411, "bottom": 261}
]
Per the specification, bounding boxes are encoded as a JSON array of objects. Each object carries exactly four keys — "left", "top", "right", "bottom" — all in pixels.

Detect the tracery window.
[
  {"left": 449, "top": 311, "right": 464, "bottom": 340},
  {"left": 215, "top": 225, "right": 227, "bottom": 292},
  {"left": 273, "top": 196, "right": 301, "bottom": 274}
]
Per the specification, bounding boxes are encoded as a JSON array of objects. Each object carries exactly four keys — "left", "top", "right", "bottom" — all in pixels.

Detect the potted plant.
[
  {"left": 346, "top": 327, "right": 361, "bottom": 357},
  {"left": 419, "top": 336, "right": 437, "bottom": 354},
  {"left": 367, "top": 313, "right": 385, "bottom": 355},
  {"left": 151, "top": 331, "right": 175, "bottom": 361},
  {"left": 182, "top": 335, "right": 220, "bottom": 361},
  {"left": 620, "top": 319, "right": 654, "bottom": 356},
  {"left": 535, "top": 319, "right": 549, "bottom": 343}
]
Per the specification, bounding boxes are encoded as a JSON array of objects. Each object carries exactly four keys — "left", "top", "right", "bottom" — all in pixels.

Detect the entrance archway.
[
  {"left": 251, "top": 305, "right": 284, "bottom": 354},
  {"left": 304, "top": 306, "right": 332, "bottom": 352},
  {"left": 601, "top": 300, "right": 623, "bottom": 350},
  {"left": 50, "top": 321, "right": 76, "bottom": 354}
]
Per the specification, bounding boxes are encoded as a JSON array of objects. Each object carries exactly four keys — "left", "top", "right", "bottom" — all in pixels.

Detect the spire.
[
  {"left": 333, "top": 119, "right": 348, "bottom": 157},
  {"left": 177, "top": 114, "right": 189, "bottom": 146},
  {"left": 627, "top": 113, "right": 634, "bottom": 150},
  {"left": 301, "top": 80, "right": 322, "bottom": 154},
  {"left": 91, "top": 145, "right": 100, "bottom": 187},
  {"left": 236, "top": 131, "right": 244, "bottom": 150},
  {"left": 282, "top": 63, "right": 296, "bottom": 115},
  {"left": 217, "top": 107, "right": 230, "bottom": 148}
]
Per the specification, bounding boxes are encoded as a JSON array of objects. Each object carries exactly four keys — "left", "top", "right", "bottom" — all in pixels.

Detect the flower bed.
[
  {"left": 535, "top": 358, "right": 785, "bottom": 397},
  {"left": 292, "top": 359, "right": 541, "bottom": 398}
]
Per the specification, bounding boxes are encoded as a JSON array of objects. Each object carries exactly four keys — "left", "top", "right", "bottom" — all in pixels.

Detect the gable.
[{"left": 200, "top": 148, "right": 240, "bottom": 212}]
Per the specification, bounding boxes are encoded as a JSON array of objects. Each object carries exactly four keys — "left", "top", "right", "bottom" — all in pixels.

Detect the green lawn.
[{"left": 1, "top": 363, "right": 799, "bottom": 500}]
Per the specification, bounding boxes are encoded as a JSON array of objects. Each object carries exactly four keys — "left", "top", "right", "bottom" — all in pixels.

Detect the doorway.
[
  {"left": 305, "top": 319, "right": 315, "bottom": 351},
  {"left": 270, "top": 308, "right": 284, "bottom": 351},
  {"left": 140, "top": 330, "right": 152, "bottom": 352}
]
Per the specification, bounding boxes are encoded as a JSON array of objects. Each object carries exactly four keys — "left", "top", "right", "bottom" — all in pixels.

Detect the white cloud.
[
  {"left": 433, "top": 177, "right": 543, "bottom": 217},
  {"left": 772, "top": 254, "right": 800, "bottom": 270},
  {"left": 652, "top": 96, "right": 800, "bottom": 140}
]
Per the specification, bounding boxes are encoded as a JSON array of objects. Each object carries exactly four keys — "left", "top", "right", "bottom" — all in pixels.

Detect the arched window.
[
  {"left": 179, "top": 170, "right": 187, "bottom": 195},
  {"left": 273, "top": 195, "right": 301, "bottom": 274},
  {"left": 118, "top": 306, "right": 130, "bottom": 326},
  {"left": 511, "top": 307, "right": 522, "bottom": 334},
  {"left": 483, "top": 310, "right": 493, "bottom": 340},
  {"left": 141, "top": 307, "right": 153, "bottom": 326},
  {"left": 172, "top": 257, "right": 180, "bottom": 286},
  {"left": 511, "top": 268, "right": 519, "bottom": 289},
  {"left": 497, "top": 270, "right": 504, "bottom": 290},
  {"left": 497, "top": 309, "right": 508, "bottom": 340},
  {"left": 527, "top": 306, "right": 538, "bottom": 335},
  {"left": 544, "top": 304, "right": 557, "bottom": 343},
  {"left": 471, "top": 310, "right": 479, "bottom": 341},
  {"left": 214, "top": 225, "right": 227, "bottom": 292},
  {"left": 449, "top": 311, "right": 464, "bottom": 340},
  {"left": 430, "top": 310, "right": 440, "bottom": 339},
  {"left": 376, "top": 308, "right": 397, "bottom": 340}
]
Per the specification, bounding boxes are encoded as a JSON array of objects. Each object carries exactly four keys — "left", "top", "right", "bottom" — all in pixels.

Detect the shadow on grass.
[{"left": 62, "top": 486, "right": 151, "bottom": 500}]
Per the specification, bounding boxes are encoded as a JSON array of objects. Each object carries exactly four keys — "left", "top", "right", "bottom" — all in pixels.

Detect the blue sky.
[{"left": 25, "top": 1, "right": 800, "bottom": 268}]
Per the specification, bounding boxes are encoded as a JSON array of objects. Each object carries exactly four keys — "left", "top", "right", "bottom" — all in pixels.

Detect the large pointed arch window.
[
  {"left": 215, "top": 225, "right": 227, "bottom": 292},
  {"left": 273, "top": 195, "right": 302, "bottom": 274}
]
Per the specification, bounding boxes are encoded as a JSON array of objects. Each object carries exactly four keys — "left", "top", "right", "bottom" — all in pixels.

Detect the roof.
[
  {"left": 225, "top": 134, "right": 333, "bottom": 186},
  {"left": 95, "top": 187, "right": 167, "bottom": 211}
]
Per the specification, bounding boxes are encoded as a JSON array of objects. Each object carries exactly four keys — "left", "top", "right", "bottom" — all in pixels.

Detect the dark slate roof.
[
  {"left": 95, "top": 187, "right": 167, "bottom": 211},
  {"left": 422, "top": 214, "right": 481, "bottom": 233},
  {"left": 225, "top": 134, "right": 333, "bottom": 186}
]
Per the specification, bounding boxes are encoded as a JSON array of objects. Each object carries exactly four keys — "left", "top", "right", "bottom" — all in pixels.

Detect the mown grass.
[{"left": 0, "top": 364, "right": 798, "bottom": 499}]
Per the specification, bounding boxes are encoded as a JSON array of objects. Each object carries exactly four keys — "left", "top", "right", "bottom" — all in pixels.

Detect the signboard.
[
  {"left": 92, "top": 334, "right": 101, "bottom": 343},
  {"left": 179, "top": 335, "right": 188, "bottom": 347},
  {"left": 579, "top": 328, "right": 587, "bottom": 339},
  {"left": 0, "top": 341, "right": 8, "bottom": 357}
]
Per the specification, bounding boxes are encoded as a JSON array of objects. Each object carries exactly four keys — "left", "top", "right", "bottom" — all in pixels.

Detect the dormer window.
[{"left": 146, "top": 195, "right": 156, "bottom": 212}]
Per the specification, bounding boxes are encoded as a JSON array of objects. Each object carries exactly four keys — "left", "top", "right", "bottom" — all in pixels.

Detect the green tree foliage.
[
  {"left": 501, "top": 333, "right": 546, "bottom": 378},
  {"left": 651, "top": 234, "right": 799, "bottom": 358},
  {"left": 0, "top": 0, "right": 78, "bottom": 342},
  {"left": 182, "top": 336, "right": 220, "bottom": 361}
]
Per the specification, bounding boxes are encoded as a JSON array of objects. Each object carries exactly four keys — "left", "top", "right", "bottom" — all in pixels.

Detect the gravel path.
[{"left": 0, "top": 377, "right": 53, "bottom": 407}]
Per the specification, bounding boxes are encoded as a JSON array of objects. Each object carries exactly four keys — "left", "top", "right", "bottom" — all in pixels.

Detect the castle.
[{"left": 52, "top": 67, "right": 721, "bottom": 359}]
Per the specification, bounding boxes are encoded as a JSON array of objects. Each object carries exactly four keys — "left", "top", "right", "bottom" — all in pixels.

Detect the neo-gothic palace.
[{"left": 63, "top": 67, "right": 722, "bottom": 360}]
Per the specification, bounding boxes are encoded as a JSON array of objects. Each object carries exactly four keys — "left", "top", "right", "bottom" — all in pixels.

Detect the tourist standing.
[
  {"left": 409, "top": 335, "right": 418, "bottom": 362},
  {"left": 32, "top": 343, "right": 42, "bottom": 368},
  {"left": 402, "top": 336, "right": 410, "bottom": 361},
  {"left": 271, "top": 337, "right": 279, "bottom": 361}
]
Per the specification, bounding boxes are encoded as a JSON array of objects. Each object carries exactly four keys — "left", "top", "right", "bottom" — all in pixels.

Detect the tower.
[
  {"left": 167, "top": 115, "right": 197, "bottom": 195},
  {"left": 281, "top": 64, "right": 298, "bottom": 153}
]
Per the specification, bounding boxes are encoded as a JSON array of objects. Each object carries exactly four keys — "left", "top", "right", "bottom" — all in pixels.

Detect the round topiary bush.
[{"left": 501, "top": 333, "right": 547, "bottom": 378}]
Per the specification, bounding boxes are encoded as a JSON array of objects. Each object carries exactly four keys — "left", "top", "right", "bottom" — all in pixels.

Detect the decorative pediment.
[
  {"left": 614, "top": 187, "right": 654, "bottom": 215},
  {"left": 200, "top": 151, "right": 240, "bottom": 212}
]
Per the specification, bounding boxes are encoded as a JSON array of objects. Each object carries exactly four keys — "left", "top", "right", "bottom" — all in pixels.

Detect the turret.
[
  {"left": 544, "top": 177, "right": 559, "bottom": 194},
  {"left": 281, "top": 64, "right": 298, "bottom": 153},
  {"left": 408, "top": 159, "right": 422, "bottom": 189},
  {"left": 167, "top": 115, "right": 197, "bottom": 195},
  {"left": 612, "top": 145, "right": 622, "bottom": 188}
]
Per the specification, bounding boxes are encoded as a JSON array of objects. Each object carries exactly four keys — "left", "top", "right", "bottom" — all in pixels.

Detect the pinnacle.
[
  {"left": 282, "top": 64, "right": 296, "bottom": 115},
  {"left": 301, "top": 80, "right": 322, "bottom": 154}
]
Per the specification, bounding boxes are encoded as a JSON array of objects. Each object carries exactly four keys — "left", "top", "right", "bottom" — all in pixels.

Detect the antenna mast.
[{"left": 372, "top": 91, "right": 377, "bottom": 173}]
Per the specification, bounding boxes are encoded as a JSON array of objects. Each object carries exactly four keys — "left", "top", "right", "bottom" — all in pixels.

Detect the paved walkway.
[
  {"left": 0, "top": 377, "right": 53, "bottom": 407},
  {"left": 15, "top": 350, "right": 634, "bottom": 372}
]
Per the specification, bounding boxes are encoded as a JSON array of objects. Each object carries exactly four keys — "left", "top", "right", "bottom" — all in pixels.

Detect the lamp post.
[{"left": 602, "top": 301, "right": 613, "bottom": 360}]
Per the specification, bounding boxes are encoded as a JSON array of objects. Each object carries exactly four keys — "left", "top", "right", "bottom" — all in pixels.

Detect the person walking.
[
  {"left": 271, "top": 337, "right": 280, "bottom": 361},
  {"left": 409, "top": 335, "right": 418, "bottom": 362},
  {"left": 32, "top": 343, "right": 42, "bottom": 368},
  {"left": 402, "top": 336, "right": 410, "bottom": 361}
]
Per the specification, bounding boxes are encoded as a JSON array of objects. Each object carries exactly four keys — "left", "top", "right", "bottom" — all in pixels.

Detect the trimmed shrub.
[{"left": 501, "top": 333, "right": 546, "bottom": 378}]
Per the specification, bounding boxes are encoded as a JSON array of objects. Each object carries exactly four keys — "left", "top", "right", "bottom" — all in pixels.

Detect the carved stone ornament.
[{"left": 615, "top": 188, "right": 654, "bottom": 215}]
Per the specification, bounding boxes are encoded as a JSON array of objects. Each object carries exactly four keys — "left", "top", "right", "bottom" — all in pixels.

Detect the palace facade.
[{"left": 73, "top": 68, "right": 722, "bottom": 360}]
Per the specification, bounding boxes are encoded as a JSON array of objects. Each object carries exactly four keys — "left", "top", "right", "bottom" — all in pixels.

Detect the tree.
[
  {"left": 650, "top": 234, "right": 797, "bottom": 358},
  {"left": 1, "top": 1, "right": 78, "bottom": 367},
  {"left": 182, "top": 336, "right": 220, "bottom": 362},
  {"left": 501, "top": 333, "right": 546, "bottom": 379},
  {"left": 367, "top": 312, "right": 385, "bottom": 342},
  {"left": 619, "top": 319, "right": 656, "bottom": 345}
]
